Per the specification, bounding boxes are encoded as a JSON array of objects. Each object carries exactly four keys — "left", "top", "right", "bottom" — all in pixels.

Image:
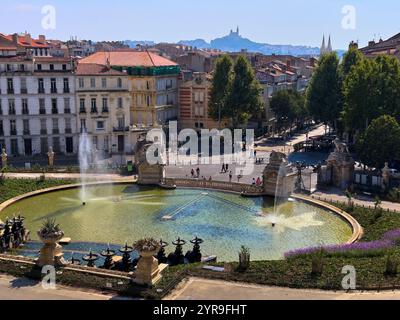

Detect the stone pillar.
[
  {"left": 1, "top": 148, "right": 7, "bottom": 168},
  {"left": 47, "top": 147, "right": 55, "bottom": 167},
  {"left": 382, "top": 162, "right": 391, "bottom": 192},
  {"left": 134, "top": 249, "right": 162, "bottom": 286},
  {"left": 36, "top": 231, "right": 67, "bottom": 267}
]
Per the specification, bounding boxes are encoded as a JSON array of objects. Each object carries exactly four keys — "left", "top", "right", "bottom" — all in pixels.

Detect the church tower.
[
  {"left": 236, "top": 26, "right": 240, "bottom": 35},
  {"left": 321, "top": 35, "right": 326, "bottom": 55},
  {"left": 327, "top": 35, "right": 332, "bottom": 52}
]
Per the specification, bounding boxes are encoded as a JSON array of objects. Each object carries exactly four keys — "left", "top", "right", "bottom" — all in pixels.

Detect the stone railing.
[{"left": 161, "top": 178, "right": 264, "bottom": 195}]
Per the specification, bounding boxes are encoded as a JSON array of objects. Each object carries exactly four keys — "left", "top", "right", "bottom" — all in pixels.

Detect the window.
[
  {"left": 52, "top": 118, "right": 59, "bottom": 134},
  {"left": 19, "top": 64, "right": 25, "bottom": 72},
  {"left": 64, "top": 98, "right": 70, "bottom": 113},
  {"left": 6, "top": 64, "right": 12, "bottom": 72},
  {"left": 79, "top": 98, "right": 86, "bottom": 113},
  {"left": 118, "top": 97, "right": 123, "bottom": 109},
  {"left": 20, "top": 78, "right": 27, "bottom": 93},
  {"left": 8, "top": 99, "right": 15, "bottom": 115},
  {"left": 0, "top": 100, "right": 2, "bottom": 115},
  {"left": 63, "top": 78, "right": 70, "bottom": 93},
  {"left": 62, "top": 64, "right": 67, "bottom": 71},
  {"left": 97, "top": 121, "right": 105, "bottom": 130},
  {"left": 39, "top": 99, "right": 46, "bottom": 114},
  {"left": 52, "top": 137, "right": 60, "bottom": 153},
  {"left": 37, "top": 64, "right": 42, "bottom": 71},
  {"left": 50, "top": 78, "right": 57, "bottom": 93},
  {"left": 80, "top": 119, "right": 87, "bottom": 132},
  {"left": 90, "top": 78, "right": 96, "bottom": 88},
  {"left": 40, "top": 138, "right": 48, "bottom": 154},
  {"left": 50, "top": 64, "right": 54, "bottom": 71},
  {"left": 146, "top": 81, "right": 150, "bottom": 90},
  {"left": 51, "top": 99, "right": 58, "bottom": 114},
  {"left": 79, "top": 78, "right": 85, "bottom": 88},
  {"left": 40, "top": 119, "right": 47, "bottom": 134},
  {"left": 102, "top": 98, "right": 108, "bottom": 112},
  {"left": 104, "top": 135, "right": 109, "bottom": 151},
  {"left": 10, "top": 120, "right": 16, "bottom": 135},
  {"left": 102, "top": 78, "right": 107, "bottom": 88},
  {"left": 0, "top": 120, "right": 3, "bottom": 135},
  {"left": 92, "top": 136, "right": 98, "bottom": 149},
  {"left": 23, "top": 119, "right": 30, "bottom": 135},
  {"left": 7, "top": 78, "right": 14, "bottom": 94},
  {"left": 22, "top": 99, "right": 29, "bottom": 115},
  {"left": 91, "top": 98, "right": 97, "bottom": 113},
  {"left": 65, "top": 118, "right": 71, "bottom": 133},
  {"left": 117, "top": 78, "right": 122, "bottom": 88},
  {"left": 146, "top": 95, "right": 151, "bottom": 107},
  {"left": 38, "top": 78, "right": 45, "bottom": 93},
  {"left": 11, "top": 139, "right": 18, "bottom": 155},
  {"left": 117, "top": 117, "right": 124, "bottom": 129}
]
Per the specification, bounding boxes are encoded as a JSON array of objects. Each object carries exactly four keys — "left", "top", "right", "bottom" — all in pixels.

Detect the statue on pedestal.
[
  {"left": 1, "top": 148, "right": 7, "bottom": 168},
  {"left": 135, "top": 135, "right": 165, "bottom": 185},
  {"left": 326, "top": 138, "right": 355, "bottom": 189},
  {"left": 47, "top": 147, "right": 55, "bottom": 167}
]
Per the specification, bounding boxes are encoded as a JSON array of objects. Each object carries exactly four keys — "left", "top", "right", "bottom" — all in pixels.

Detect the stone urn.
[
  {"left": 133, "top": 238, "right": 162, "bottom": 286},
  {"left": 36, "top": 219, "right": 67, "bottom": 267}
]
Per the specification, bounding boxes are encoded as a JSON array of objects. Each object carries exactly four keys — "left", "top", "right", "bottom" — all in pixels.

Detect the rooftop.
[
  {"left": 79, "top": 50, "right": 178, "bottom": 68},
  {"left": 75, "top": 63, "right": 127, "bottom": 76}
]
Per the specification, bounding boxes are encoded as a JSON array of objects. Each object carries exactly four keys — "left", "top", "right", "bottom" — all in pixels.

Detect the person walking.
[
  {"left": 252, "top": 178, "right": 256, "bottom": 185},
  {"left": 221, "top": 163, "right": 225, "bottom": 173},
  {"left": 191, "top": 168, "right": 195, "bottom": 178},
  {"left": 256, "top": 177, "right": 261, "bottom": 186},
  {"left": 225, "top": 163, "right": 229, "bottom": 172},
  {"left": 229, "top": 171, "right": 233, "bottom": 183},
  {"left": 196, "top": 167, "right": 200, "bottom": 178}
]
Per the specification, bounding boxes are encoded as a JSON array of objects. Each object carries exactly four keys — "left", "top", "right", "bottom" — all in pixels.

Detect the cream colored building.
[{"left": 75, "top": 63, "right": 132, "bottom": 163}]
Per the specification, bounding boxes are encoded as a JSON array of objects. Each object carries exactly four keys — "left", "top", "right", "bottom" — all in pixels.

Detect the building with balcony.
[
  {"left": 0, "top": 34, "right": 77, "bottom": 157},
  {"left": 79, "top": 50, "right": 180, "bottom": 132},
  {"left": 75, "top": 63, "right": 132, "bottom": 163}
]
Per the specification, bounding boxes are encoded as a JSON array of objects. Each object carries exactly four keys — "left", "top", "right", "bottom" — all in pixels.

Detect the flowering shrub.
[{"left": 284, "top": 229, "right": 400, "bottom": 259}]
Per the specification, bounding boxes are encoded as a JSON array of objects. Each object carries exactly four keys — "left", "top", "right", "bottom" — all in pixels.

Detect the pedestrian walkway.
[
  {"left": 311, "top": 188, "right": 400, "bottom": 213},
  {"left": 4, "top": 172, "right": 135, "bottom": 182},
  {"left": 165, "top": 277, "right": 400, "bottom": 300}
]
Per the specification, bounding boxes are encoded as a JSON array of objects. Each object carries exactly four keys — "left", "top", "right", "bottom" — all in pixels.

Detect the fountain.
[
  {"left": 101, "top": 245, "right": 116, "bottom": 269},
  {"left": 168, "top": 237, "right": 186, "bottom": 266},
  {"left": 78, "top": 131, "right": 95, "bottom": 204},
  {"left": 156, "top": 239, "right": 168, "bottom": 264},
  {"left": 119, "top": 242, "right": 134, "bottom": 271},
  {"left": 82, "top": 250, "right": 99, "bottom": 267}
]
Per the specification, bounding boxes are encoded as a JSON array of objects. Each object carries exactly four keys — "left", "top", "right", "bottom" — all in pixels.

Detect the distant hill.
[
  {"left": 125, "top": 30, "right": 345, "bottom": 57},
  {"left": 179, "top": 30, "right": 321, "bottom": 56},
  {"left": 124, "top": 40, "right": 155, "bottom": 48}
]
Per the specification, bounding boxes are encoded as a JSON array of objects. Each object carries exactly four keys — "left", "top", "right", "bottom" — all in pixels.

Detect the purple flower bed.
[{"left": 284, "top": 229, "right": 400, "bottom": 259}]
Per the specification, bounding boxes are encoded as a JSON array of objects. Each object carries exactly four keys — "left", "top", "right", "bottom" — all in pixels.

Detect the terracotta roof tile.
[
  {"left": 75, "top": 63, "right": 126, "bottom": 76},
  {"left": 79, "top": 51, "right": 178, "bottom": 67}
]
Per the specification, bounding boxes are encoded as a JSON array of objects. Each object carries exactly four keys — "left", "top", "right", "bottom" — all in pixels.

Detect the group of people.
[{"left": 190, "top": 167, "right": 201, "bottom": 178}]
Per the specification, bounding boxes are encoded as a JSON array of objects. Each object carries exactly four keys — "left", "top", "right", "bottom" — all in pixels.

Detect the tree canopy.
[
  {"left": 305, "top": 52, "right": 342, "bottom": 129},
  {"left": 209, "top": 55, "right": 263, "bottom": 128},
  {"left": 356, "top": 115, "right": 400, "bottom": 169}
]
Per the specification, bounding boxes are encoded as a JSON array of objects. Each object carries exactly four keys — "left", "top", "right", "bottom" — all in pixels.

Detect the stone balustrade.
[{"left": 161, "top": 178, "right": 264, "bottom": 194}]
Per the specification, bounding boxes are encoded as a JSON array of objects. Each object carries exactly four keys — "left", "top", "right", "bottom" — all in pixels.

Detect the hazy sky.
[{"left": 1, "top": 0, "right": 399, "bottom": 49}]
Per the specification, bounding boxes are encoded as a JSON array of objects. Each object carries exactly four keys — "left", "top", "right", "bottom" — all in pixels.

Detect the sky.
[{"left": 1, "top": 0, "right": 399, "bottom": 50}]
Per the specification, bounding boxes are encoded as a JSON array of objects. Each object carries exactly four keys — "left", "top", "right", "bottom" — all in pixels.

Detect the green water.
[{"left": 0, "top": 184, "right": 353, "bottom": 261}]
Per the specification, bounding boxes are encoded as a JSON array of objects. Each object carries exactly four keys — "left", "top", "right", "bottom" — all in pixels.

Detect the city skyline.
[{"left": 1, "top": 0, "right": 400, "bottom": 49}]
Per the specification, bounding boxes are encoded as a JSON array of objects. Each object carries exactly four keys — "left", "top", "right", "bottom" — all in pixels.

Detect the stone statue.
[
  {"left": 47, "top": 147, "right": 55, "bottom": 167},
  {"left": 326, "top": 138, "right": 355, "bottom": 189},
  {"left": 1, "top": 148, "right": 7, "bottom": 168},
  {"left": 135, "top": 135, "right": 165, "bottom": 185}
]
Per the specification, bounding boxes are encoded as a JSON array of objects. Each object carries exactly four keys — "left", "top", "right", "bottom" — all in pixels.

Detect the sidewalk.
[{"left": 311, "top": 188, "right": 400, "bottom": 213}]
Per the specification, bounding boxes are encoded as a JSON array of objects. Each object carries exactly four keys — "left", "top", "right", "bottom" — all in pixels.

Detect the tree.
[
  {"left": 270, "top": 90, "right": 307, "bottom": 132},
  {"left": 356, "top": 115, "right": 400, "bottom": 169},
  {"left": 228, "top": 55, "right": 263, "bottom": 128},
  {"left": 305, "top": 52, "right": 342, "bottom": 130},
  {"left": 209, "top": 55, "right": 234, "bottom": 127},
  {"left": 343, "top": 55, "right": 400, "bottom": 133},
  {"left": 340, "top": 45, "right": 364, "bottom": 78}
]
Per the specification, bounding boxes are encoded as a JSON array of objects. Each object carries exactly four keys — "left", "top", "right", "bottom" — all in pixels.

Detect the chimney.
[
  {"left": 368, "top": 40, "right": 375, "bottom": 47},
  {"left": 12, "top": 33, "right": 19, "bottom": 45},
  {"left": 25, "top": 33, "right": 32, "bottom": 45},
  {"left": 39, "top": 35, "right": 46, "bottom": 42}
]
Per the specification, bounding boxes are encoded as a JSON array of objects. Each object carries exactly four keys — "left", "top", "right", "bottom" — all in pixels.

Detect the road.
[
  {"left": 166, "top": 278, "right": 400, "bottom": 300},
  {"left": 0, "top": 274, "right": 131, "bottom": 300}
]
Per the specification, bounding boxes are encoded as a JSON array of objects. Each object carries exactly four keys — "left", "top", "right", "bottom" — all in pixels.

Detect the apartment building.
[
  {"left": 79, "top": 50, "right": 180, "bottom": 130},
  {"left": 0, "top": 33, "right": 77, "bottom": 157},
  {"left": 178, "top": 71, "right": 227, "bottom": 131},
  {"left": 75, "top": 63, "right": 132, "bottom": 160}
]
